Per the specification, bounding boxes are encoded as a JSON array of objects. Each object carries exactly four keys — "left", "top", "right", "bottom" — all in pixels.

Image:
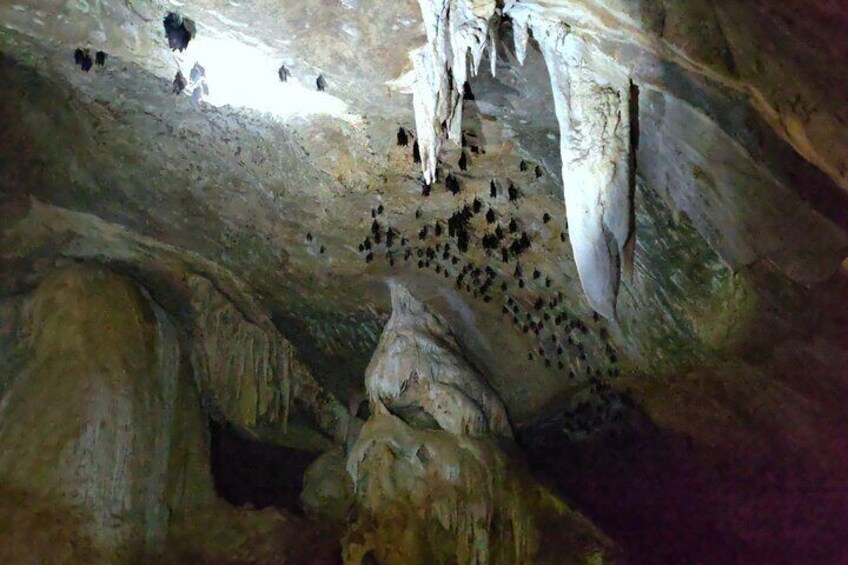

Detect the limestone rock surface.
[
  {"left": 188, "top": 273, "right": 350, "bottom": 450},
  {"left": 300, "top": 447, "right": 355, "bottom": 525},
  {"left": 348, "top": 286, "right": 612, "bottom": 564},
  {"left": 365, "top": 282, "right": 512, "bottom": 437},
  {"left": 345, "top": 412, "right": 613, "bottom": 565},
  {"left": 0, "top": 264, "right": 213, "bottom": 559}
]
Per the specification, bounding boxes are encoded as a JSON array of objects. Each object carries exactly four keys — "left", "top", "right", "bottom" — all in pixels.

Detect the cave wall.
[
  {"left": 1, "top": 0, "right": 846, "bottom": 425},
  {"left": 0, "top": 263, "right": 213, "bottom": 559}
]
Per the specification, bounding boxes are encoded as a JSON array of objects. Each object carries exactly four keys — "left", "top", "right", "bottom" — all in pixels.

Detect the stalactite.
[
  {"left": 409, "top": 2, "right": 634, "bottom": 319},
  {"left": 411, "top": 0, "right": 498, "bottom": 184},
  {"left": 511, "top": 6, "right": 632, "bottom": 319},
  {"left": 187, "top": 275, "right": 348, "bottom": 443}
]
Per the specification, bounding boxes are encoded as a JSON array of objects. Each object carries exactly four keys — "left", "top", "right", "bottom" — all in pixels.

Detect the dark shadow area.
[
  {"left": 525, "top": 414, "right": 848, "bottom": 564},
  {"left": 623, "top": 80, "right": 639, "bottom": 274},
  {"left": 163, "top": 12, "right": 195, "bottom": 52},
  {"left": 271, "top": 309, "right": 381, "bottom": 403},
  {"left": 209, "top": 419, "right": 318, "bottom": 513},
  {"left": 523, "top": 271, "right": 848, "bottom": 564}
]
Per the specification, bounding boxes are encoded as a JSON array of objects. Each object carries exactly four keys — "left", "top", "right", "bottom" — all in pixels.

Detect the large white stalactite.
[
  {"left": 511, "top": 6, "right": 633, "bottom": 319},
  {"left": 410, "top": 1, "right": 633, "bottom": 319}
]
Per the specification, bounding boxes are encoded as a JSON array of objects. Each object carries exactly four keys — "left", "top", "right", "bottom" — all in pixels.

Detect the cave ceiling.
[{"left": 1, "top": 0, "right": 847, "bottom": 426}]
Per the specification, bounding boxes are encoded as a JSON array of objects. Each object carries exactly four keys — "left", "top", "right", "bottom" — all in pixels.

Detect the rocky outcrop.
[
  {"left": 188, "top": 274, "right": 350, "bottom": 450},
  {"left": 0, "top": 264, "right": 213, "bottom": 559},
  {"left": 365, "top": 282, "right": 511, "bottom": 437},
  {"left": 300, "top": 447, "right": 354, "bottom": 525},
  {"left": 346, "top": 412, "right": 535, "bottom": 564},
  {"left": 345, "top": 410, "right": 613, "bottom": 564},
  {"left": 0, "top": 2, "right": 847, "bottom": 559},
  {"left": 347, "top": 283, "right": 612, "bottom": 563}
]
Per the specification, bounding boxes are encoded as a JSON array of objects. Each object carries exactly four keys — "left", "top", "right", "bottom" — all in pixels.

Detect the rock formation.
[
  {"left": 0, "top": 264, "right": 213, "bottom": 560},
  {"left": 406, "top": 1, "right": 846, "bottom": 318},
  {"left": 346, "top": 412, "right": 537, "bottom": 564},
  {"left": 408, "top": 1, "right": 633, "bottom": 318},
  {"left": 188, "top": 274, "right": 349, "bottom": 450},
  {"left": 300, "top": 447, "right": 354, "bottom": 524},
  {"left": 346, "top": 283, "right": 613, "bottom": 563},
  {"left": 511, "top": 6, "right": 633, "bottom": 319},
  {"left": 365, "top": 282, "right": 511, "bottom": 437},
  {"left": 411, "top": 0, "right": 498, "bottom": 184}
]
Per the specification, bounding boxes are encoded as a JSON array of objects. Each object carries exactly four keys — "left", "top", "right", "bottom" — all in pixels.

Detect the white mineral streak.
[
  {"left": 515, "top": 5, "right": 632, "bottom": 319},
  {"left": 365, "top": 282, "right": 512, "bottom": 437},
  {"left": 412, "top": 0, "right": 497, "bottom": 184}
]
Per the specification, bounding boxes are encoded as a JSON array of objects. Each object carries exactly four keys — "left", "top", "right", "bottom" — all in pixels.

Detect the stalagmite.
[
  {"left": 345, "top": 412, "right": 537, "bottom": 565},
  {"left": 344, "top": 283, "right": 613, "bottom": 564},
  {"left": 365, "top": 281, "right": 512, "bottom": 437},
  {"left": 348, "top": 283, "right": 527, "bottom": 562}
]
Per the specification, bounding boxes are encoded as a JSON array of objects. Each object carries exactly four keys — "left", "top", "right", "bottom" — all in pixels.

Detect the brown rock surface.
[{"left": 0, "top": 263, "right": 213, "bottom": 558}]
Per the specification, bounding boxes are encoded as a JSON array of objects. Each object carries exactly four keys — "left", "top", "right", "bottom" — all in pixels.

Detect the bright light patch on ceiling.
[{"left": 175, "top": 33, "right": 351, "bottom": 121}]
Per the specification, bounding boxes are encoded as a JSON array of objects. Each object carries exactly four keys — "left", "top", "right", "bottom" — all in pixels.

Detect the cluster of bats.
[{"left": 338, "top": 125, "right": 622, "bottom": 378}]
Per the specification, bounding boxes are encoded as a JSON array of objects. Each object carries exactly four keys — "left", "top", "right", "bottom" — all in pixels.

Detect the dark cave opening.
[{"left": 208, "top": 418, "right": 318, "bottom": 513}]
